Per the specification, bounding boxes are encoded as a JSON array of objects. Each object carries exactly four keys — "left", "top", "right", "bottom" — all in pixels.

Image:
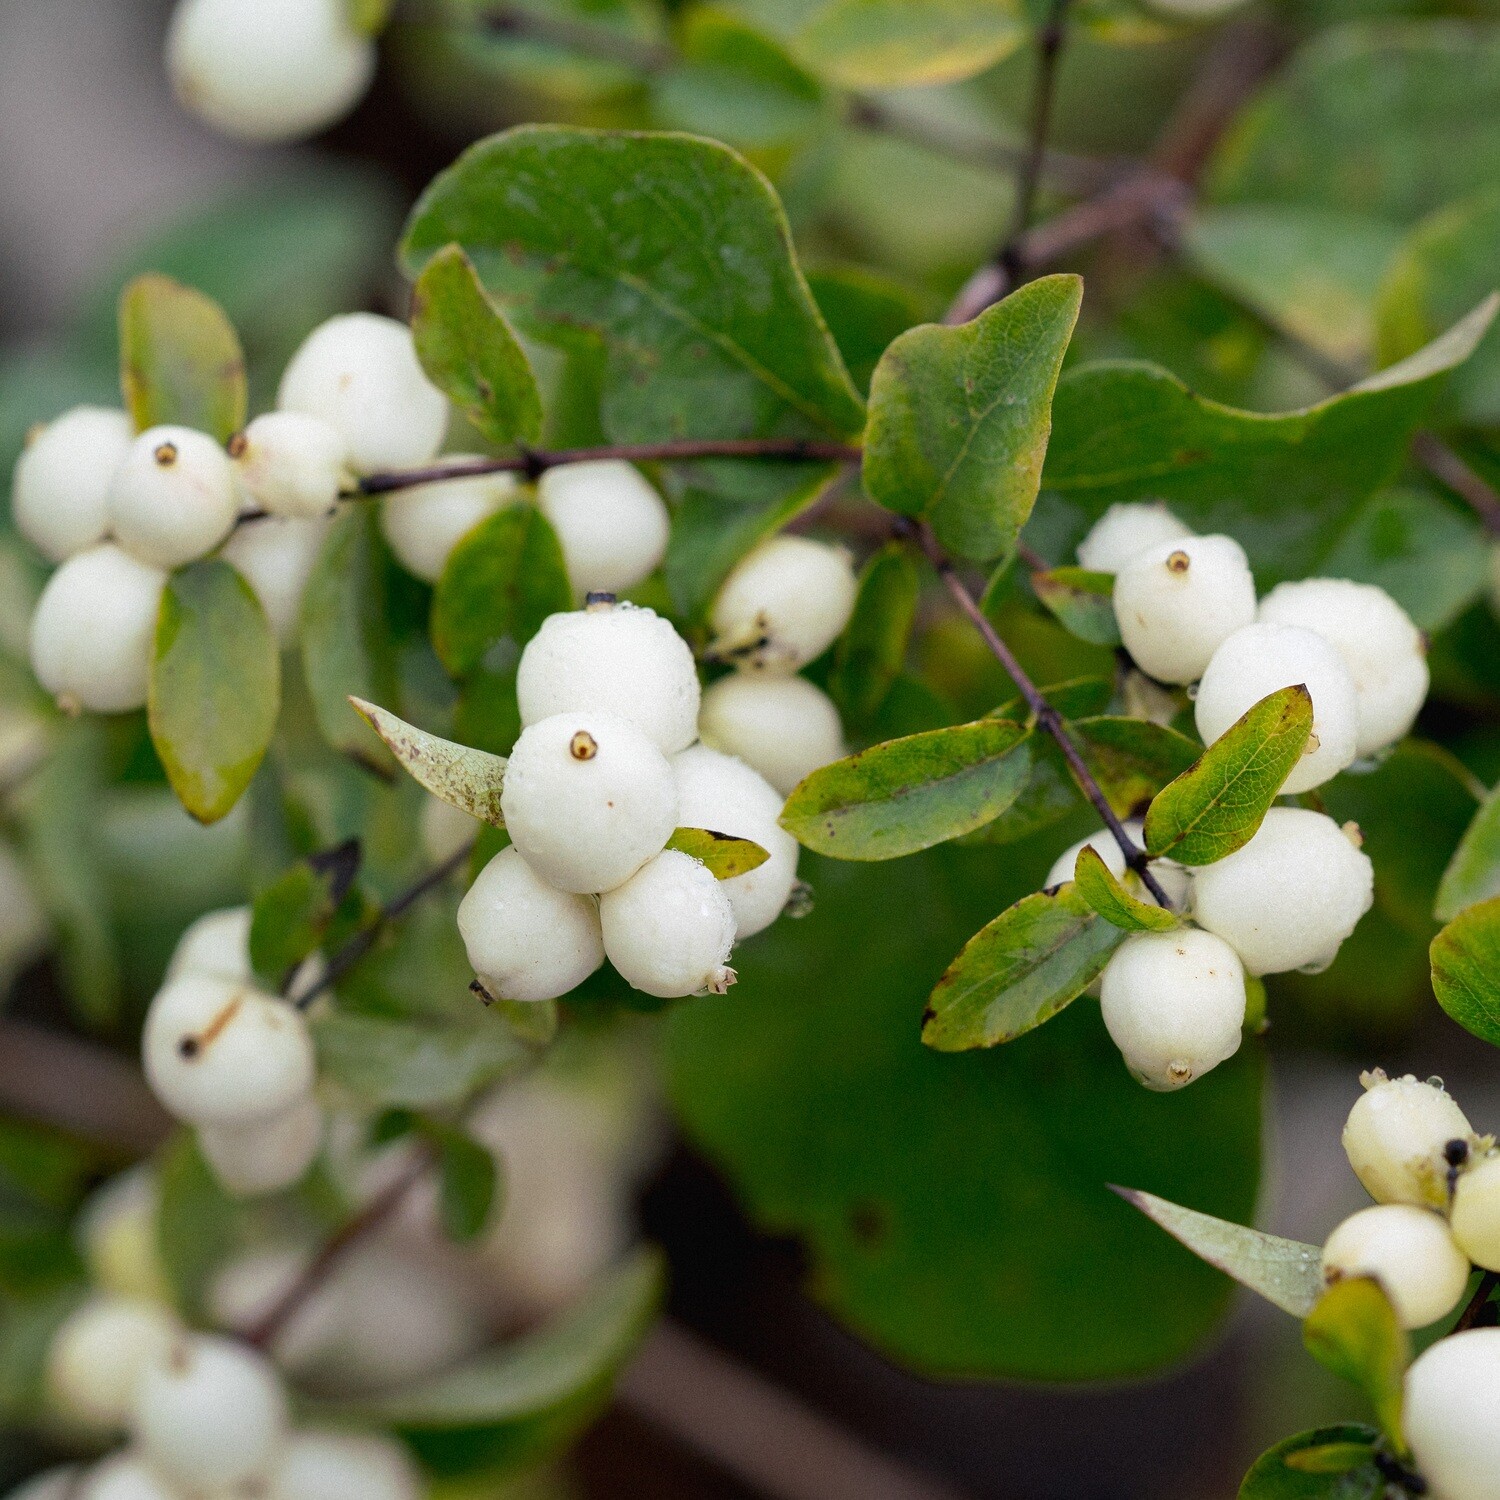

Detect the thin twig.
[
  {"left": 1454, "top": 1269, "right": 1500, "bottom": 1334},
  {"left": 481, "top": 2, "right": 674, "bottom": 73},
  {"left": 1412, "top": 432, "right": 1500, "bottom": 536}
]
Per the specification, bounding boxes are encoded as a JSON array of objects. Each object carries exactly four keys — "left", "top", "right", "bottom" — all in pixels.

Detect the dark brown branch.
[
  {"left": 1454, "top": 1269, "right": 1500, "bottom": 1334},
  {"left": 1412, "top": 432, "right": 1500, "bottom": 536}
]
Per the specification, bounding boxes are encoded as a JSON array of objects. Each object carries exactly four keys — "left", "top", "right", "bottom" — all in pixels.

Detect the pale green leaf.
[
  {"left": 1303, "top": 1277, "right": 1409, "bottom": 1449},
  {"left": 794, "top": 0, "right": 1025, "bottom": 88},
  {"left": 1430, "top": 895, "right": 1500, "bottom": 1048},
  {"left": 350, "top": 699, "right": 506, "bottom": 829},
  {"left": 1435, "top": 782, "right": 1500, "bottom": 923},
  {"left": 1031, "top": 567, "right": 1121, "bottom": 648},
  {"left": 1238, "top": 1426, "right": 1383, "bottom": 1499},
  {"left": 1071, "top": 845, "right": 1180, "bottom": 933},
  {"left": 665, "top": 828, "right": 770, "bottom": 879}
]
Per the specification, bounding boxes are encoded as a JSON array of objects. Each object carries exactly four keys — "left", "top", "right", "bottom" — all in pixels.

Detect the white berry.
[
  {"left": 709, "top": 535, "right": 858, "bottom": 674},
  {"left": 133, "top": 1333, "right": 288, "bottom": 1492},
  {"left": 29, "top": 544, "right": 165, "bottom": 715},
  {"left": 1190, "top": 807, "right": 1373, "bottom": 975},
  {"left": 379, "top": 462, "right": 521, "bottom": 584},
  {"left": 458, "top": 845, "right": 605, "bottom": 1001},
  {"left": 142, "top": 971, "right": 315, "bottom": 1126},
  {"left": 1112, "top": 534, "right": 1255, "bottom": 684},
  {"left": 46, "top": 1295, "right": 178, "bottom": 1430},
  {"left": 1452, "top": 1154, "right": 1500, "bottom": 1272},
  {"left": 599, "top": 849, "right": 737, "bottom": 998},
  {"left": 197, "top": 1094, "right": 323, "bottom": 1197},
  {"left": 501, "top": 711, "right": 677, "bottom": 894},
  {"left": 698, "top": 673, "right": 846, "bottom": 796},
  {"left": 1098, "top": 928, "right": 1246, "bottom": 1091},
  {"left": 1321, "top": 1204, "right": 1470, "bottom": 1329},
  {"left": 12, "top": 406, "right": 131, "bottom": 563},
  {"left": 166, "top": 0, "right": 375, "bottom": 143},
  {"left": 278, "top": 314, "right": 448, "bottom": 475},
  {"left": 1405, "top": 1327, "right": 1500, "bottom": 1500},
  {"left": 230, "top": 412, "right": 348, "bottom": 520},
  {"left": 1076, "top": 502, "right": 1193, "bottom": 574},
  {"left": 517, "top": 602, "right": 700, "bottom": 755},
  {"left": 1342, "top": 1070, "right": 1474, "bottom": 1210},
  {"left": 4, "top": 1467, "right": 82, "bottom": 1500},
  {"left": 536, "top": 460, "right": 671, "bottom": 599},
  {"left": 1257, "top": 578, "right": 1428, "bottom": 758},
  {"left": 270, "top": 1430, "right": 423, "bottom": 1500},
  {"left": 77, "top": 1167, "right": 171, "bottom": 1305},
  {"left": 1044, "top": 818, "right": 1190, "bottom": 909},
  {"left": 221, "top": 513, "right": 333, "bottom": 649},
  {"left": 671, "top": 744, "right": 799, "bottom": 938},
  {"left": 166, "top": 905, "right": 254, "bottom": 984},
  {"left": 74, "top": 1455, "right": 177, "bottom": 1500},
  {"left": 108, "top": 425, "right": 237, "bottom": 568}
]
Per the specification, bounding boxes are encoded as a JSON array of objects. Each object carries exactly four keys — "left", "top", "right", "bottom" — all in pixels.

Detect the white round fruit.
[
  {"left": 230, "top": 412, "right": 348, "bottom": 520},
  {"left": 1044, "top": 818, "right": 1190, "bottom": 910},
  {"left": 75, "top": 1454, "right": 177, "bottom": 1500},
  {"left": 4, "top": 1466, "right": 82, "bottom": 1500},
  {"left": 536, "top": 460, "right": 671, "bottom": 599},
  {"left": 1405, "top": 1327, "right": 1500, "bottom": 1500},
  {"left": 516, "top": 603, "right": 700, "bottom": 755},
  {"left": 698, "top": 673, "right": 845, "bottom": 796},
  {"left": 1452, "top": 1154, "right": 1500, "bottom": 1272},
  {"left": 77, "top": 1166, "right": 172, "bottom": 1305},
  {"left": 458, "top": 845, "right": 605, "bottom": 1002},
  {"left": 142, "top": 971, "right": 315, "bottom": 1126},
  {"left": 1189, "top": 807, "right": 1373, "bottom": 975},
  {"left": 379, "top": 463, "right": 521, "bottom": 583},
  {"left": 12, "top": 406, "right": 132, "bottom": 563},
  {"left": 1342, "top": 1070, "right": 1474, "bottom": 1210},
  {"left": 278, "top": 314, "right": 448, "bottom": 475},
  {"left": 29, "top": 544, "right": 166, "bottom": 714},
  {"left": 1194, "top": 621, "right": 1360, "bottom": 793},
  {"left": 600, "top": 849, "right": 737, "bottom": 998},
  {"left": 133, "top": 1333, "right": 288, "bottom": 1492},
  {"left": 165, "top": 0, "right": 376, "bottom": 143},
  {"left": 1257, "top": 578, "right": 1428, "bottom": 758},
  {"left": 1076, "top": 502, "right": 1193, "bottom": 574},
  {"left": 1321, "top": 1204, "right": 1470, "bottom": 1330},
  {"left": 1112, "top": 534, "right": 1256, "bottom": 684},
  {"left": 221, "top": 513, "right": 333, "bottom": 649},
  {"left": 1098, "top": 928, "right": 1246, "bottom": 1091},
  {"left": 420, "top": 793, "right": 478, "bottom": 865},
  {"left": 708, "top": 535, "right": 858, "bottom": 674},
  {"left": 107, "top": 425, "right": 237, "bottom": 569},
  {"left": 500, "top": 711, "right": 677, "bottom": 894},
  {"left": 671, "top": 744, "right": 798, "bottom": 938},
  {"left": 270, "top": 1430, "right": 423, "bottom": 1500},
  {"left": 166, "top": 905, "right": 253, "bottom": 984},
  {"left": 46, "top": 1295, "right": 178, "bottom": 1430},
  {"left": 197, "top": 1094, "right": 323, "bottom": 1198}
]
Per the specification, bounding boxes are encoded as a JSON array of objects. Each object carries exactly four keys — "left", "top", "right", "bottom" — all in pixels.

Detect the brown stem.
[
  {"left": 1453, "top": 1269, "right": 1499, "bottom": 1334},
  {"left": 1412, "top": 432, "right": 1500, "bottom": 536}
]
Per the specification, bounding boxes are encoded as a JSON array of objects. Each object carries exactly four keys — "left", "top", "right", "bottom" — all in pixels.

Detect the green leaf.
[
  {"left": 249, "top": 842, "right": 359, "bottom": 989},
  {"left": 118, "top": 273, "right": 246, "bottom": 442},
  {"left": 1303, "top": 1277, "right": 1409, "bottom": 1449},
  {"left": 431, "top": 506, "right": 572, "bottom": 679},
  {"left": 780, "top": 719, "right": 1031, "bottom": 860},
  {"left": 1239, "top": 1426, "right": 1383, "bottom": 1500},
  {"left": 149, "top": 560, "right": 280, "bottom": 825},
  {"left": 412, "top": 245, "right": 542, "bottom": 450},
  {"left": 156, "top": 1132, "right": 239, "bottom": 1319},
  {"left": 792, "top": 0, "right": 1025, "bottom": 88},
  {"left": 402, "top": 126, "right": 863, "bottom": 443},
  {"left": 806, "top": 265, "right": 923, "bottom": 398},
  {"left": 865, "top": 275, "right": 1084, "bottom": 561},
  {"left": 1436, "top": 783, "right": 1500, "bottom": 923},
  {"left": 922, "top": 884, "right": 1127, "bottom": 1050},
  {"left": 1031, "top": 567, "right": 1121, "bottom": 648},
  {"left": 428, "top": 1123, "right": 499, "bottom": 1244},
  {"left": 828, "top": 542, "right": 919, "bottom": 725},
  {"left": 1430, "top": 895, "right": 1500, "bottom": 1048},
  {"left": 495, "top": 996, "right": 558, "bottom": 1047},
  {"left": 351, "top": 699, "right": 506, "bottom": 829},
  {"left": 665, "top": 828, "right": 770, "bottom": 880},
  {"left": 1071, "top": 846, "right": 1180, "bottom": 933},
  {"left": 1144, "top": 687, "right": 1313, "bottom": 866},
  {"left": 1070, "top": 716, "right": 1201, "bottom": 819},
  {"left": 1115, "top": 1187, "right": 1324, "bottom": 1318},
  {"left": 1043, "top": 300, "right": 1498, "bottom": 586}
]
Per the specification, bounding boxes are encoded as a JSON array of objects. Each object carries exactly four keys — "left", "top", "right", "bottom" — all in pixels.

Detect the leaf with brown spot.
[
  {"left": 351, "top": 698, "right": 506, "bottom": 828},
  {"left": 666, "top": 828, "right": 770, "bottom": 880}
]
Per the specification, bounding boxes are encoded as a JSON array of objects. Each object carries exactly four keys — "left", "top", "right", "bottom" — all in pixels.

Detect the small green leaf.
[
  {"left": 249, "top": 842, "right": 359, "bottom": 990},
  {"left": 806, "top": 265, "right": 922, "bottom": 398},
  {"left": 666, "top": 828, "right": 770, "bottom": 880},
  {"left": 495, "top": 996, "right": 558, "bottom": 1047},
  {"left": 1435, "top": 782, "right": 1500, "bottom": 922},
  {"left": 1430, "top": 895, "right": 1500, "bottom": 1048},
  {"left": 865, "top": 275, "right": 1083, "bottom": 561},
  {"left": 350, "top": 698, "right": 506, "bottom": 829},
  {"left": 1239, "top": 1426, "right": 1383, "bottom": 1500},
  {"left": 1282, "top": 1442, "right": 1380, "bottom": 1476},
  {"left": 794, "top": 0, "right": 1025, "bottom": 89},
  {"left": 781, "top": 720, "right": 1031, "bottom": 860},
  {"left": 829, "top": 542, "right": 919, "bottom": 725},
  {"left": 118, "top": 273, "right": 246, "bottom": 442},
  {"left": 1031, "top": 568, "right": 1122, "bottom": 647},
  {"left": 431, "top": 506, "right": 572, "bottom": 679},
  {"left": 1114, "top": 1186, "right": 1324, "bottom": 1318},
  {"left": 1070, "top": 716, "right": 1202, "bottom": 819},
  {"left": 922, "top": 885, "right": 1126, "bottom": 1051},
  {"left": 412, "top": 245, "right": 542, "bottom": 449},
  {"left": 149, "top": 560, "right": 280, "bottom": 824},
  {"left": 427, "top": 1122, "right": 499, "bottom": 1244},
  {"left": 1303, "top": 1277, "right": 1409, "bottom": 1450},
  {"left": 1144, "top": 687, "right": 1313, "bottom": 866},
  {"left": 1071, "top": 846, "right": 1180, "bottom": 933}
]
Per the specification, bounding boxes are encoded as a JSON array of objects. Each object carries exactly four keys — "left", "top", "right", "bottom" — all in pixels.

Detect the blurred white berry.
[
  {"left": 517, "top": 603, "right": 700, "bottom": 755},
  {"left": 278, "top": 314, "right": 448, "bottom": 475},
  {"left": 1405, "top": 1327, "right": 1500, "bottom": 1500},
  {"left": 1044, "top": 819, "right": 1189, "bottom": 909},
  {"left": 76, "top": 1167, "right": 173, "bottom": 1306},
  {"left": 108, "top": 425, "right": 237, "bottom": 569},
  {"left": 600, "top": 848, "right": 737, "bottom": 998},
  {"left": 165, "top": 904, "right": 323, "bottom": 1004},
  {"left": 29, "top": 544, "right": 166, "bottom": 714},
  {"left": 230, "top": 412, "right": 347, "bottom": 520},
  {"left": 709, "top": 535, "right": 858, "bottom": 674},
  {"left": 208, "top": 1246, "right": 342, "bottom": 1374},
  {"left": 1190, "top": 807, "right": 1373, "bottom": 975},
  {"left": 1112, "top": 534, "right": 1256, "bottom": 684},
  {"left": 198, "top": 1094, "right": 323, "bottom": 1198},
  {"left": 46, "top": 1295, "right": 178, "bottom": 1430},
  {"left": 698, "top": 673, "right": 845, "bottom": 796},
  {"left": 379, "top": 464, "right": 521, "bottom": 583},
  {"left": 1098, "top": 928, "right": 1246, "bottom": 1091},
  {"left": 536, "top": 460, "right": 670, "bottom": 599},
  {"left": 1321, "top": 1204, "right": 1470, "bottom": 1329},
  {"left": 1452, "top": 1154, "right": 1500, "bottom": 1272},
  {"left": 1342, "top": 1070, "right": 1474, "bottom": 1210},
  {"left": 270, "top": 1430, "right": 423, "bottom": 1500},
  {"left": 221, "top": 513, "right": 333, "bottom": 649},
  {"left": 1076, "top": 502, "right": 1193, "bottom": 574},
  {"left": 11, "top": 406, "right": 132, "bottom": 563},
  {"left": 165, "top": 0, "right": 376, "bottom": 143},
  {"left": 420, "top": 792, "right": 479, "bottom": 865},
  {"left": 74, "top": 1454, "right": 177, "bottom": 1500}
]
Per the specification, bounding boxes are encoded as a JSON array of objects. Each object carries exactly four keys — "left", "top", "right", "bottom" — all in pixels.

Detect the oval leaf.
[
  {"left": 666, "top": 828, "right": 770, "bottom": 880},
  {"left": 1071, "top": 845, "right": 1180, "bottom": 933},
  {"left": 1071, "top": 715, "right": 1202, "bottom": 818},
  {"left": 1239, "top": 1426, "right": 1383, "bottom": 1500},
  {"left": 249, "top": 842, "right": 360, "bottom": 990},
  {"left": 794, "top": 0, "right": 1025, "bottom": 89},
  {"left": 828, "top": 542, "right": 919, "bottom": 726},
  {"left": 1031, "top": 567, "right": 1122, "bottom": 648},
  {"left": 1435, "top": 781, "right": 1500, "bottom": 922},
  {"left": 1430, "top": 894, "right": 1500, "bottom": 1048},
  {"left": 1303, "top": 1277, "right": 1409, "bottom": 1450},
  {"left": 350, "top": 698, "right": 506, "bottom": 829}
]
